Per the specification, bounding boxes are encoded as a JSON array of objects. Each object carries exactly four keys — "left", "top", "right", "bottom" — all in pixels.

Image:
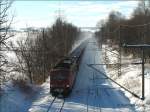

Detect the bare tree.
[
  {"left": 10, "top": 29, "right": 39, "bottom": 84},
  {"left": 0, "top": 0, "right": 14, "bottom": 88}
]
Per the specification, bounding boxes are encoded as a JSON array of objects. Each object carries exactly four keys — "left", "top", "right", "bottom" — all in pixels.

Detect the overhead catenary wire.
[{"left": 87, "top": 64, "right": 141, "bottom": 99}]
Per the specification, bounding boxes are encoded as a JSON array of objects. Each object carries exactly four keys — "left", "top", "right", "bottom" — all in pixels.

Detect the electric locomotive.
[{"left": 50, "top": 57, "right": 78, "bottom": 97}]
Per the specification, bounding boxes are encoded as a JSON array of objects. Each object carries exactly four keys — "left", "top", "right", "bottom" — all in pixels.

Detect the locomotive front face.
[
  {"left": 50, "top": 58, "right": 75, "bottom": 97},
  {"left": 50, "top": 70, "right": 72, "bottom": 96}
]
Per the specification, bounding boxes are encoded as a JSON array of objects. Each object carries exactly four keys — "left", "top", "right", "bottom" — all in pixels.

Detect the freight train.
[{"left": 50, "top": 40, "right": 87, "bottom": 97}]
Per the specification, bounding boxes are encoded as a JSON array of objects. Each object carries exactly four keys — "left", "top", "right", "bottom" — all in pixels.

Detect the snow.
[
  {"left": 1, "top": 33, "right": 143, "bottom": 112},
  {"left": 29, "top": 37, "right": 135, "bottom": 112},
  {"left": 70, "top": 31, "right": 93, "bottom": 54},
  {"left": 145, "top": 75, "right": 150, "bottom": 106},
  {"left": 103, "top": 44, "right": 150, "bottom": 112},
  {"left": 1, "top": 38, "right": 38, "bottom": 112},
  {"left": 0, "top": 81, "right": 38, "bottom": 112},
  {"left": 28, "top": 78, "right": 53, "bottom": 112}
]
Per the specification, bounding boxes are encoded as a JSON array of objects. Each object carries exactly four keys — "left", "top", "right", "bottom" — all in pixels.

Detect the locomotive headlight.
[{"left": 66, "top": 84, "right": 70, "bottom": 87}]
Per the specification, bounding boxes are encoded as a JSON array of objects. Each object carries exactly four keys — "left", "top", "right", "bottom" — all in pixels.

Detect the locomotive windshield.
[
  {"left": 55, "top": 63, "right": 70, "bottom": 69},
  {"left": 54, "top": 59, "right": 72, "bottom": 69}
]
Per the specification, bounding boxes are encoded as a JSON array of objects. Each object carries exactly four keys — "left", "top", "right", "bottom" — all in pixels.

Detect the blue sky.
[{"left": 11, "top": 1, "right": 139, "bottom": 29}]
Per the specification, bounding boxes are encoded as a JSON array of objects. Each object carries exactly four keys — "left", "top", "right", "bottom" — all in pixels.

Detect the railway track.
[{"left": 47, "top": 97, "right": 65, "bottom": 112}]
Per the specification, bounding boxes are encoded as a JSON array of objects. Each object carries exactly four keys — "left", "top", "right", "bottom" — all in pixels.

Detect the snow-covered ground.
[
  {"left": 102, "top": 44, "right": 150, "bottom": 112},
  {"left": 0, "top": 81, "right": 39, "bottom": 112},
  {"left": 0, "top": 32, "right": 35, "bottom": 112},
  {"left": 1, "top": 35, "right": 142, "bottom": 112},
  {"left": 29, "top": 37, "right": 135, "bottom": 112}
]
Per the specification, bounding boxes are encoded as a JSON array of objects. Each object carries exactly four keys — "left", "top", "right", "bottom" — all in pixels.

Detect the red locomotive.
[{"left": 50, "top": 57, "right": 78, "bottom": 97}]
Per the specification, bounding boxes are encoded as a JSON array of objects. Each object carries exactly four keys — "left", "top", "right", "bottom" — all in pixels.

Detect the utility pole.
[
  {"left": 123, "top": 44, "right": 150, "bottom": 100},
  {"left": 42, "top": 29, "right": 46, "bottom": 82},
  {"left": 118, "top": 25, "right": 121, "bottom": 77},
  {"left": 141, "top": 48, "right": 145, "bottom": 100},
  {"left": 0, "top": 1, "right": 2, "bottom": 90}
]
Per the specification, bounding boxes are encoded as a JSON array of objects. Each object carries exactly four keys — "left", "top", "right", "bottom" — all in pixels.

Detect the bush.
[{"left": 12, "top": 78, "right": 32, "bottom": 94}]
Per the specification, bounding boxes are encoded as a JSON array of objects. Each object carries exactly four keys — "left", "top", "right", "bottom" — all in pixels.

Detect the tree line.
[
  {"left": 95, "top": 0, "right": 150, "bottom": 57},
  {"left": 11, "top": 18, "right": 80, "bottom": 84},
  {"left": 0, "top": 0, "right": 80, "bottom": 90}
]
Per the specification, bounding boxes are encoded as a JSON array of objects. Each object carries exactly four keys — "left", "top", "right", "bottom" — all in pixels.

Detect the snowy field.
[{"left": 29, "top": 37, "right": 135, "bottom": 112}]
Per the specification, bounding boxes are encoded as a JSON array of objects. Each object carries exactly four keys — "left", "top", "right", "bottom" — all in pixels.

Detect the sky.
[{"left": 10, "top": 1, "right": 139, "bottom": 29}]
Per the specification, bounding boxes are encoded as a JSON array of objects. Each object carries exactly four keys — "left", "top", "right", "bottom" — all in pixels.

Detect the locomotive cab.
[{"left": 50, "top": 58, "right": 77, "bottom": 97}]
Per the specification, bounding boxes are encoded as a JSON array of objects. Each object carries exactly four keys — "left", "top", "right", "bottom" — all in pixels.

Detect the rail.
[{"left": 46, "top": 97, "right": 65, "bottom": 112}]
